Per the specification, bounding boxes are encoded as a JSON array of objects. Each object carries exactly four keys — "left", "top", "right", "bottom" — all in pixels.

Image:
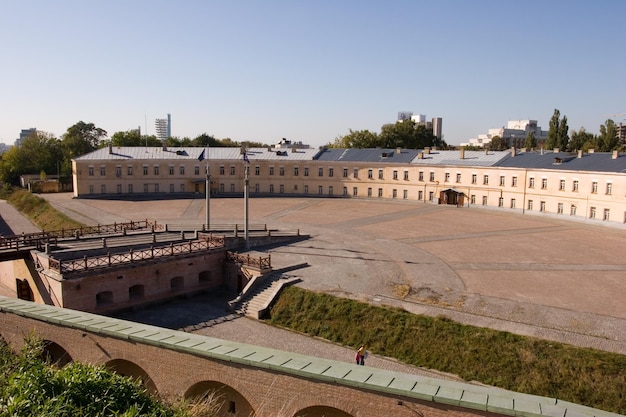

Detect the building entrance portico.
[{"left": 439, "top": 188, "right": 464, "bottom": 206}]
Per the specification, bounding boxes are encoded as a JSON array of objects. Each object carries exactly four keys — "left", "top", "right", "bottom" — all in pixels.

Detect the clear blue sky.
[{"left": 1, "top": 0, "right": 624, "bottom": 147}]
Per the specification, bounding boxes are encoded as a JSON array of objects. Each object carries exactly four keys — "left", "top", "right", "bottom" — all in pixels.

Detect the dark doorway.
[
  {"left": 439, "top": 189, "right": 465, "bottom": 206},
  {"left": 16, "top": 279, "right": 34, "bottom": 301}
]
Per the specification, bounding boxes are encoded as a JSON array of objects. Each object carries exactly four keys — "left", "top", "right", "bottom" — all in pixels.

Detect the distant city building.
[
  {"left": 275, "top": 138, "right": 310, "bottom": 150},
  {"left": 397, "top": 112, "right": 443, "bottom": 140},
  {"left": 155, "top": 114, "right": 171, "bottom": 142},
  {"left": 432, "top": 117, "right": 443, "bottom": 140},
  {"left": 16, "top": 128, "right": 37, "bottom": 146},
  {"left": 462, "top": 120, "right": 548, "bottom": 149},
  {"left": 617, "top": 122, "right": 626, "bottom": 146},
  {"left": 397, "top": 111, "right": 413, "bottom": 121}
]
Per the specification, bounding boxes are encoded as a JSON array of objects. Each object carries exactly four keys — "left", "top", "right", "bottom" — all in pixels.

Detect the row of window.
[
  {"left": 91, "top": 165, "right": 213, "bottom": 177},
  {"left": 89, "top": 180, "right": 613, "bottom": 202},
  {"left": 88, "top": 165, "right": 615, "bottom": 196},
  {"left": 482, "top": 196, "right": 612, "bottom": 220},
  {"left": 87, "top": 182, "right": 620, "bottom": 222}
]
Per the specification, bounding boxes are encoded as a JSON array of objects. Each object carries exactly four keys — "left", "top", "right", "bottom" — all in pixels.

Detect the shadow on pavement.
[{"left": 110, "top": 291, "right": 240, "bottom": 331}]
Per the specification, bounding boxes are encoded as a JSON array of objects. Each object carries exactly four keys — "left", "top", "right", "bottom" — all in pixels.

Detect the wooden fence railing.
[
  {"left": 0, "top": 220, "right": 159, "bottom": 250},
  {"left": 226, "top": 251, "right": 271, "bottom": 270},
  {"left": 48, "top": 235, "right": 225, "bottom": 275}
]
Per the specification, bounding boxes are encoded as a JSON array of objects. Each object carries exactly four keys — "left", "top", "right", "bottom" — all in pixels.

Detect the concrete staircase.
[{"left": 236, "top": 274, "right": 301, "bottom": 319}]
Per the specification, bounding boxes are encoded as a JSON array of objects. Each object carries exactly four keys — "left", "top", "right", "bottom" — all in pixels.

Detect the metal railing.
[{"left": 48, "top": 235, "right": 225, "bottom": 275}]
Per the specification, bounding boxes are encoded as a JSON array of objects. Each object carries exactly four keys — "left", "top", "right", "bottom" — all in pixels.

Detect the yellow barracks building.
[{"left": 72, "top": 143, "right": 626, "bottom": 226}]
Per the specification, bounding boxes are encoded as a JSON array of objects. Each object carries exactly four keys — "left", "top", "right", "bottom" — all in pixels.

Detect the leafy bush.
[{"left": 0, "top": 337, "right": 217, "bottom": 417}]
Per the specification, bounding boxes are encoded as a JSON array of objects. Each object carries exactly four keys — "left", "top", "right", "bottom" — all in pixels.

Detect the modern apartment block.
[
  {"left": 16, "top": 128, "right": 37, "bottom": 146},
  {"left": 462, "top": 120, "right": 549, "bottom": 149},
  {"left": 72, "top": 144, "right": 626, "bottom": 225}
]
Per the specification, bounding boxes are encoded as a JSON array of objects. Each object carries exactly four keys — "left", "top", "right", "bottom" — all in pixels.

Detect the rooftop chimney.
[
  {"left": 108, "top": 143, "right": 113, "bottom": 154},
  {"left": 424, "top": 147, "right": 431, "bottom": 155},
  {"left": 396, "top": 147, "right": 401, "bottom": 154},
  {"left": 612, "top": 150, "right": 619, "bottom": 159},
  {"left": 588, "top": 149, "right": 595, "bottom": 154},
  {"left": 418, "top": 152, "right": 424, "bottom": 159},
  {"left": 460, "top": 147, "right": 465, "bottom": 160},
  {"left": 553, "top": 148, "right": 560, "bottom": 153},
  {"left": 511, "top": 147, "right": 516, "bottom": 157},
  {"left": 577, "top": 149, "right": 583, "bottom": 158}
]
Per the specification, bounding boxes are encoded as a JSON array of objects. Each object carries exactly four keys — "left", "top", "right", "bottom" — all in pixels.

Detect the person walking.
[{"left": 356, "top": 345, "right": 366, "bottom": 365}]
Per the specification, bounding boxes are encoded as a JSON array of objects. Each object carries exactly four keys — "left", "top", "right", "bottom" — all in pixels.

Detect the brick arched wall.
[
  {"left": 42, "top": 339, "right": 72, "bottom": 367},
  {"left": 184, "top": 381, "right": 254, "bottom": 417},
  {"left": 294, "top": 405, "right": 355, "bottom": 417},
  {"left": 0, "top": 298, "right": 610, "bottom": 417},
  {"left": 105, "top": 358, "right": 157, "bottom": 393}
]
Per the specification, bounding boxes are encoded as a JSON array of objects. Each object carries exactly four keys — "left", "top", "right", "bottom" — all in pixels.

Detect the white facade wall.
[{"left": 72, "top": 152, "right": 626, "bottom": 226}]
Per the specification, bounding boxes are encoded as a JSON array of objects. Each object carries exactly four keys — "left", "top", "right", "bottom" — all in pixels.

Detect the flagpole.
[{"left": 205, "top": 147, "right": 210, "bottom": 230}]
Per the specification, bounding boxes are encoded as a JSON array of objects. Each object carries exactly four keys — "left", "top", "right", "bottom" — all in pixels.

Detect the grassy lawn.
[{"left": 268, "top": 286, "right": 626, "bottom": 414}]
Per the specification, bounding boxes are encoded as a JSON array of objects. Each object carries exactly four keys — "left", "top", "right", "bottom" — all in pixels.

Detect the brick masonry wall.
[
  {"left": 0, "top": 312, "right": 504, "bottom": 417},
  {"left": 36, "top": 251, "right": 225, "bottom": 313}
]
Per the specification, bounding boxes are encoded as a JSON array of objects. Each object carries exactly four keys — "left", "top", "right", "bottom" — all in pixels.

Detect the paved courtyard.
[{"left": 33, "top": 193, "right": 626, "bottom": 358}]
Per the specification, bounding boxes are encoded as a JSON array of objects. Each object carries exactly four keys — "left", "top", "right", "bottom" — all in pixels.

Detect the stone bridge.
[{"left": 0, "top": 296, "right": 616, "bottom": 417}]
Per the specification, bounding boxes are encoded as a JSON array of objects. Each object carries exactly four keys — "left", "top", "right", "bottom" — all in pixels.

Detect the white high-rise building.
[{"left": 155, "top": 114, "right": 171, "bottom": 142}]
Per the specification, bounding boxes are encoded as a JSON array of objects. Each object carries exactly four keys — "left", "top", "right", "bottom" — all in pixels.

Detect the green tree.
[
  {"left": 62, "top": 121, "right": 107, "bottom": 158},
  {"left": 61, "top": 121, "right": 107, "bottom": 179},
  {"left": 488, "top": 136, "right": 506, "bottom": 151},
  {"left": 546, "top": 109, "right": 569, "bottom": 151},
  {"left": 524, "top": 131, "right": 537, "bottom": 149},
  {"left": 0, "top": 132, "right": 63, "bottom": 184},
  {"left": 569, "top": 127, "right": 595, "bottom": 151},
  {"left": 557, "top": 115, "right": 569, "bottom": 151},
  {"left": 597, "top": 119, "right": 620, "bottom": 151},
  {"left": 109, "top": 130, "right": 160, "bottom": 147},
  {"left": 380, "top": 120, "right": 436, "bottom": 149},
  {"left": 330, "top": 129, "right": 380, "bottom": 148},
  {"left": 192, "top": 133, "right": 220, "bottom": 147}
]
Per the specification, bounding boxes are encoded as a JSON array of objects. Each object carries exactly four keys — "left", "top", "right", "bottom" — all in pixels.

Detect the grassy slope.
[
  {"left": 268, "top": 286, "right": 626, "bottom": 414},
  {"left": 4, "top": 188, "right": 84, "bottom": 231}
]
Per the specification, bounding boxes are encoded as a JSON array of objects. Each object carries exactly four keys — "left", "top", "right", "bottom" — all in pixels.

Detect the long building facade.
[{"left": 72, "top": 144, "right": 626, "bottom": 226}]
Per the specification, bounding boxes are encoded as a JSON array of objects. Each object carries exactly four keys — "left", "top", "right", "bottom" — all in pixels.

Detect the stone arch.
[
  {"left": 293, "top": 406, "right": 355, "bottom": 417},
  {"left": 105, "top": 358, "right": 157, "bottom": 393},
  {"left": 198, "top": 270, "right": 212, "bottom": 283},
  {"left": 96, "top": 290, "right": 113, "bottom": 307},
  {"left": 41, "top": 340, "right": 73, "bottom": 367},
  {"left": 128, "top": 284, "right": 145, "bottom": 300},
  {"left": 185, "top": 380, "right": 253, "bottom": 417},
  {"left": 170, "top": 276, "right": 184, "bottom": 291}
]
